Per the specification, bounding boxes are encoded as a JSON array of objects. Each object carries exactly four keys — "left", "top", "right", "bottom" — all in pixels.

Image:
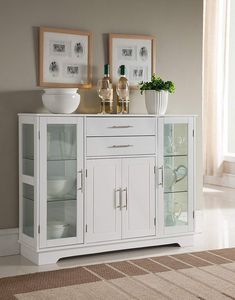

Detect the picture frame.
[
  {"left": 39, "top": 27, "right": 92, "bottom": 88},
  {"left": 109, "top": 33, "right": 156, "bottom": 88}
]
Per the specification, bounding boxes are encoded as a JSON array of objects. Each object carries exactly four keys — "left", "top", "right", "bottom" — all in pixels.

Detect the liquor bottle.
[
  {"left": 97, "top": 64, "right": 113, "bottom": 114},
  {"left": 116, "top": 65, "right": 130, "bottom": 114}
]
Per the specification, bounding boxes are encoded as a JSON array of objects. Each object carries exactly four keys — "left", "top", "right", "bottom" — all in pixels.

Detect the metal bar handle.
[
  {"left": 109, "top": 125, "right": 133, "bottom": 129},
  {"left": 158, "top": 166, "right": 164, "bottom": 186},
  {"left": 115, "top": 188, "right": 121, "bottom": 209},
  {"left": 77, "top": 170, "right": 83, "bottom": 191},
  {"left": 122, "top": 188, "right": 128, "bottom": 210},
  {"left": 108, "top": 144, "right": 133, "bottom": 148}
]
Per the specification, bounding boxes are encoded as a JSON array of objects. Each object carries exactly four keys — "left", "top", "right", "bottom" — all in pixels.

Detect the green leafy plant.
[{"left": 139, "top": 74, "right": 175, "bottom": 95}]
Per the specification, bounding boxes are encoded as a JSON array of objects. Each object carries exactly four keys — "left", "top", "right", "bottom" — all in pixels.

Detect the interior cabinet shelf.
[
  {"left": 164, "top": 154, "right": 188, "bottom": 157},
  {"left": 47, "top": 198, "right": 76, "bottom": 203},
  {"left": 164, "top": 190, "right": 188, "bottom": 194},
  {"left": 47, "top": 158, "right": 76, "bottom": 161}
]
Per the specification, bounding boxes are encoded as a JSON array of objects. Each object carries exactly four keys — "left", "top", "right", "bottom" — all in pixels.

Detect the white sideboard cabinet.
[{"left": 18, "top": 114, "right": 196, "bottom": 265}]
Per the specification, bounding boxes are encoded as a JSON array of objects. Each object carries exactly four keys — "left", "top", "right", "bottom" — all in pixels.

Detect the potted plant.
[{"left": 139, "top": 74, "right": 175, "bottom": 115}]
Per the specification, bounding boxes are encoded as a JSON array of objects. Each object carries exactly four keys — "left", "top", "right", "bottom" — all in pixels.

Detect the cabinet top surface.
[{"left": 18, "top": 113, "right": 198, "bottom": 117}]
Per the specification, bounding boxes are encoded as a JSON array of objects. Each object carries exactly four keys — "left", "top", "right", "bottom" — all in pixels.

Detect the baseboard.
[
  {"left": 195, "top": 210, "right": 203, "bottom": 233},
  {"left": 0, "top": 228, "right": 19, "bottom": 256},
  {"left": 204, "top": 173, "right": 235, "bottom": 189}
]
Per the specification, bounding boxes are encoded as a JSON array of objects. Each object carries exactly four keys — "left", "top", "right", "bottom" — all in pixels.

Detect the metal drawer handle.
[
  {"left": 109, "top": 125, "right": 133, "bottom": 129},
  {"left": 108, "top": 144, "right": 133, "bottom": 148}
]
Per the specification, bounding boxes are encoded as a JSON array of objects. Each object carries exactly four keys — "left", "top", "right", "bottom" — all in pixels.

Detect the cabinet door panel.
[
  {"left": 122, "top": 157, "right": 156, "bottom": 239},
  {"left": 86, "top": 159, "right": 122, "bottom": 243},
  {"left": 19, "top": 116, "right": 38, "bottom": 249},
  {"left": 40, "top": 117, "right": 83, "bottom": 248},
  {"left": 158, "top": 117, "right": 195, "bottom": 236}
]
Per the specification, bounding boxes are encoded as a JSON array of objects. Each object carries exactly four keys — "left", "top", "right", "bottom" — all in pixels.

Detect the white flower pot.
[
  {"left": 42, "top": 88, "right": 80, "bottom": 114},
  {"left": 144, "top": 90, "right": 168, "bottom": 115}
]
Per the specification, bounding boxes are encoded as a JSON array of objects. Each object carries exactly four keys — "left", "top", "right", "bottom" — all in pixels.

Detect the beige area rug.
[{"left": 2, "top": 248, "right": 235, "bottom": 299}]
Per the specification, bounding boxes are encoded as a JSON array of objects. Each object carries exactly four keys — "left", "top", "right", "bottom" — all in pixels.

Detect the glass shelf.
[
  {"left": 23, "top": 196, "right": 34, "bottom": 202},
  {"left": 47, "top": 157, "right": 77, "bottom": 162},
  {"left": 164, "top": 154, "right": 188, "bottom": 158},
  {"left": 47, "top": 198, "right": 76, "bottom": 203},
  {"left": 164, "top": 190, "right": 188, "bottom": 194},
  {"left": 23, "top": 156, "right": 34, "bottom": 161}
]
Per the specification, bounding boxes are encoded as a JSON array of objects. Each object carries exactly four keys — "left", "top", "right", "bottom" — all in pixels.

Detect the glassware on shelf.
[
  {"left": 47, "top": 176, "right": 76, "bottom": 200},
  {"left": 116, "top": 65, "right": 130, "bottom": 114},
  {"left": 164, "top": 193, "right": 188, "bottom": 226},
  {"left": 164, "top": 124, "right": 188, "bottom": 155},
  {"left": 97, "top": 64, "right": 113, "bottom": 114},
  {"left": 164, "top": 165, "right": 187, "bottom": 190}
]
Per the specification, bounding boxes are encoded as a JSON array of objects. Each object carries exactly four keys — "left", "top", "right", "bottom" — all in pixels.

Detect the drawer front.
[
  {"left": 87, "top": 136, "right": 156, "bottom": 157},
  {"left": 86, "top": 117, "right": 156, "bottom": 136}
]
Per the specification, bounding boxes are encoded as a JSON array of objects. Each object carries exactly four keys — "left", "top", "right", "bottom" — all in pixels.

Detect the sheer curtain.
[{"left": 203, "top": 0, "right": 229, "bottom": 176}]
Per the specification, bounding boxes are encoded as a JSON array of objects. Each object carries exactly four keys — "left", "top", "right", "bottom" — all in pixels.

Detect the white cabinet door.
[
  {"left": 121, "top": 157, "right": 156, "bottom": 239},
  {"left": 86, "top": 159, "right": 122, "bottom": 243},
  {"left": 39, "top": 117, "right": 84, "bottom": 248},
  {"left": 157, "top": 117, "right": 195, "bottom": 236}
]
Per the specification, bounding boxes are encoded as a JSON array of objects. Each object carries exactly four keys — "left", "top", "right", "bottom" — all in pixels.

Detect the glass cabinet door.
[
  {"left": 40, "top": 118, "right": 83, "bottom": 248},
  {"left": 160, "top": 118, "right": 194, "bottom": 234},
  {"left": 47, "top": 124, "right": 77, "bottom": 241},
  {"left": 19, "top": 119, "right": 37, "bottom": 247}
]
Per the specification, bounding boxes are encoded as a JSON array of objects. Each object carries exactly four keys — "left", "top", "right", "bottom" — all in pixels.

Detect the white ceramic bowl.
[
  {"left": 47, "top": 221, "right": 70, "bottom": 239},
  {"left": 47, "top": 176, "right": 74, "bottom": 198},
  {"left": 42, "top": 88, "right": 80, "bottom": 114}
]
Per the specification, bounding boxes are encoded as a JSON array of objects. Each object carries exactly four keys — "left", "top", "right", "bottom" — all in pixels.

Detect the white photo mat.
[
  {"left": 39, "top": 28, "right": 92, "bottom": 88},
  {"left": 109, "top": 34, "right": 156, "bottom": 86}
]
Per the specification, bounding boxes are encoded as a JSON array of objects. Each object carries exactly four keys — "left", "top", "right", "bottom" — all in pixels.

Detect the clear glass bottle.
[
  {"left": 116, "top": 65, "right": 130, "bottom": 114},
  {"left": 97, "top": 64, "right": 113, "bottom": 114}
]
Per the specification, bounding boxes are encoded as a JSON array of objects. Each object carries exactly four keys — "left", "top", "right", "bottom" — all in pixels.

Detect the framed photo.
[
  {"left": 109, "top": 34, "right": 156, "bottom": 87},
  {"left": 39, "top": 27, "right": 92, "bottom": 88}
]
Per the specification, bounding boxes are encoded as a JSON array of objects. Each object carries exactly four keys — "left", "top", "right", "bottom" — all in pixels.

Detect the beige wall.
[{"left": 0, "top": 0, "right": 203, "bottom": 229}]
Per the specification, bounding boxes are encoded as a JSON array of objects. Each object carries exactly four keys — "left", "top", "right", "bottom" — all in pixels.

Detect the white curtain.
[{"left": 203, "top": 0, "right": 229, "bottom": 176}]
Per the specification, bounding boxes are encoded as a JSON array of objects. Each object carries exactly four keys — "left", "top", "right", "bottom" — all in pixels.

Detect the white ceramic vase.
[
  {"left": 144, "top": 90, "right": 169, "bottom": 115},
  {"left": 42, "top": 88, "right": 80, "bottom": 114}
]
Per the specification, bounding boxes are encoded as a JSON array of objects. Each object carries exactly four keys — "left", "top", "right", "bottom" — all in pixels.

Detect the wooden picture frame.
[
  {"left": 39, "top": 27, "right": 92, "bottom": 88},
  {"left": 109, "top": 34, "right": 156, "bottom": 88}
]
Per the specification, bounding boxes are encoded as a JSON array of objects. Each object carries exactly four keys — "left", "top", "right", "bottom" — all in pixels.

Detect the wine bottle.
[
  {"left": 97, "top": 64, "right": 113, "bottom": 114},
  {"left": 116, "top": 65, "right": 130, "bottom": 114}
]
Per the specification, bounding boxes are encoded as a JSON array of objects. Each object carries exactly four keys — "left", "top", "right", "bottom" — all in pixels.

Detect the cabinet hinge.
[
  {"left": 38, "top": 131, "right": 40, "bottom": 140},
  {"left": 193, "top": 211, "right": 195, "bottom": 219},
  {"left": 192, "top": 129, "right": 194, "bottom": 138},
  {"left": 85, "top": 169, "right": 88, "bottom": 177},
  {"left": 154, "top": 217, "right": 156, "bottom": 226},
  {"left": 38, "top": 225, "right": 40, "bottom": 234},
  {"left": 154, "top": 166, "right": 156, "bottom": 174},
  {"left": 85, "top": 224, "right": 88, "bottom": 232}
]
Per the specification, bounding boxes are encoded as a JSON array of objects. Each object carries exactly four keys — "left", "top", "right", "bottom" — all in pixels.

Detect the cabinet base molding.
[
  {"left": 0, "top": 228, "right": 20, "bottom": 257},
  {"left": 20, "top": 234, "right": 194, "bottom": 265}
]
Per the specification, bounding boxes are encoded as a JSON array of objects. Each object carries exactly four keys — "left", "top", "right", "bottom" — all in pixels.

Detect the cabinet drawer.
[
  {"left": 86, "top": 117, "right": 156, "bottom": 136},
  {"left": 87, "top": 136, "right": 156, "bottom": 157}
]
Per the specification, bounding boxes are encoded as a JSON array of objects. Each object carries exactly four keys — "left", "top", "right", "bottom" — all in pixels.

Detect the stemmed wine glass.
[{"left": 97, "top": 79, "right": 112, "bottom": 114}]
